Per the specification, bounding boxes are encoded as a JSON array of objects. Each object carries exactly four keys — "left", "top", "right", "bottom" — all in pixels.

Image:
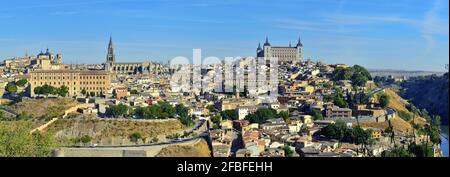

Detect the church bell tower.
[{"left": 105, "top": 35, "right": 115, "bottom": 70}]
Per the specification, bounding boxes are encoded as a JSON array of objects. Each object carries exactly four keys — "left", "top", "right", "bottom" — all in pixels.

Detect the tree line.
[
  {"left": 316, "top": 121, "right": 373, "bottom": 146},
  {"left": 33, "top": 84, "right": 69, "bottom": 97},
  {"left": 105, "top": 102, "right": 194, "bottom": 126},
  {"left": 331, "top": 65, "right": 372, "bottom": 87}
]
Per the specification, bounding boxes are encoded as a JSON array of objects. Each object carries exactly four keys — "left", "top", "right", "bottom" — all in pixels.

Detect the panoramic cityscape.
[{"left": 0, "top": 0, "right": 448, "bottom": 158}]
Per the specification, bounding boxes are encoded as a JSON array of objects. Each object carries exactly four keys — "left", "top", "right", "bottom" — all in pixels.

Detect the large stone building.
[
  {"left": 2, "top": 48, "right": 63, "bottom": 72},
  {"left": 29, "top": 70, "right": 111, "bottom": 97},
  {"left": 257, "top": 37, "right": 304, "bottom": 64},
  {"left": 36, "top": 48, "right": 62, "bottom": 64},
  {"left": 104, "top": 36, "right": 166, "bottom": 75}
]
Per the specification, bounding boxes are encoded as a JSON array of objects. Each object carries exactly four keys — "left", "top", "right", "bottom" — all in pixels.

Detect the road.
[{"left": 372, "top": 85, "right": 390, "bottom": 95}]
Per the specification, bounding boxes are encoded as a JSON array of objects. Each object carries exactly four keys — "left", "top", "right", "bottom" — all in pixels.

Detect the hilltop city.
[{"left": 0, "top": 36, "right": 446, "bottom": 157}]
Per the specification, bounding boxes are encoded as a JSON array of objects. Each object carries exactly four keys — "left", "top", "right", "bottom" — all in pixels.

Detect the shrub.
[{"left": 398, "top": 111, "right": 412, "bottom": 121}]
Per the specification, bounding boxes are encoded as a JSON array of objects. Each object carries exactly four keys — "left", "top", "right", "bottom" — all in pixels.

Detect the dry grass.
[
  {"left": 385, "top": 88, "right": 410, "bottom": 113},
  {"left": 360, "top": 89, "right": 427, "bottom": 133},
  {"left": 361, "top": 88, "right": 430, "bottom": 133},
  {"left": 47, "top": 114, "right": 186, "bottom": 144},
  {"left": 360, "top": 117, "right": 413, "bottom": 133},
  {"left": 385, "top": 88, "right": 427, "bottom": 126},
  {"left": 155, "top": 139, "right": 211, "bottom": 157},
  {"left": 11, "top": 98, "right": 77, "bottom": 120},
  {"left": 411, "top": 117, "right": 428, "bottom": 126}
]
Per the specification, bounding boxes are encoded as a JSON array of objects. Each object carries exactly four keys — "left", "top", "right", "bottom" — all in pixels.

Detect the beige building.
[
  {"left": 29, "top": 70, "right": 111, "bottom": 97},
  {"left": 104, "top": 36, "right": 167, "bottom": 75},
  {"left": 257, "top": 37, "right": 304, "bottom": 64},
  {"left": 3, "top": 57, "right": 32, "bottom": 71},
  {"left": 218, "top": 98, "right": 260, "bottom": 111},
  {"left": 3, "top": 48, "right": 64, "bottom": 71},
  {"left": 325, "top": 106, "right": 352, "bottom": 118}
]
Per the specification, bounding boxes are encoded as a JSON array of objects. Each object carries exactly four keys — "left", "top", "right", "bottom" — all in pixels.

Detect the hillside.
[
  {"left": 47, "top": 114, "right": 186, "bottom": 146},
  {"left": 400, "top": 73, "right": 449, "bottom": 125},
  {"left": 360, "top": 116, "right": 415, "bottom": 133},
  {"left": 155, "top": 139, "right": 211, "bottom": 157},
  {"left": 385, "top": 88, "right": 428, "bottom": 125},
  {"left": 10, "top": 98, "right": 77, "bottom": 120},
  {"left": 361, "top": 88, "right": 429, "bottom": 133}
]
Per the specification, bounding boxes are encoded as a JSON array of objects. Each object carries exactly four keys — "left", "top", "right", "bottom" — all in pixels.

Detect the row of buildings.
[{"left": 2, "top": 36, "right": 168, "bottom": 97}]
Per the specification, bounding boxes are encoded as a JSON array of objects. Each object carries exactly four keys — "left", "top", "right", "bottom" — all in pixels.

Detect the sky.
[{"left": 0, "top": 0, "right": 448, "bottom": 71}]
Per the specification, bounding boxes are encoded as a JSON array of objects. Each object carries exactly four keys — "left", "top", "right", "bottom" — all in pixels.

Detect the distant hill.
[
  {"left": 368, "top": 69, "right": 444, "bottom": 78},
  {"left": 399, "top": 73, "right": 449, "bottom": 125}
]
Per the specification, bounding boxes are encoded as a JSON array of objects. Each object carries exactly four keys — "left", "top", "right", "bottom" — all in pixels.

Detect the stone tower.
[
  {"left": 296, "top": 36, "right": 304, "bottom": 63},
  {"left": 263, "top": 36, "right": 272, "bottom": 61},
  {"left": 106, "top": 36, "right": 115, "bottom": 64},
  {"left": 105, "top": 36, "right": 115, "bottom": 71}
]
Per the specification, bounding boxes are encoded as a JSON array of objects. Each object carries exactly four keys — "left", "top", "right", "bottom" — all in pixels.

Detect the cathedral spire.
[
  {"left": 297, "top": 36, "right": 303, "bottom": 47},
  {"left": 264, "top": 36, "right": 271, "bottom": 46},
  {"left": 257, "top": 42, "right": 262, "bottom": 50},
  {"left": 106, "top": 35, "right": 115, "bottom": 64},
  {"left": 109, "top": 35, "right": 113, "bottom": 46}
]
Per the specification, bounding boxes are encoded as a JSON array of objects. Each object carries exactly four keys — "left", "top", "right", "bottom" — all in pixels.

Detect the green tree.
[
  {"left": 6, "top": 83, "right": 18, "bottom": 93},
  {"left": 130, "top": 89, "right": 139, "bottom": 94},
  {"left": 159, "top": 102, "right": 175, "bottom": 118},
  {"left": 279, "top": 111, "right": 289, "bottom": 122},
  {"left": 351, "top": 72, "right": 368, "bottom": 87},
  {"left": 41, "top": 84, "right": 55, "bottom": 95},
  {"left": 129, "top": 132, "right": 142, "bottom": 144},
  {"left": 179, "top": 115, "right": 194, "bottom": 126},
  {"left": 284, "top": 146, "right": 294, "bottom": 157},
  {"left": 425, "top": 125, "right": 441, "bottom": 145},
  {"left": 207, "top": 105, "right": 216, "bottom": 113},
  {"left": 211, "top": 115, "right": 222, "bottom": 129},
  {"left": 381, "top": 146, "right": 411, "bottom": 157},
  {"left": 408, "top": 143, "right": 434, "bottom": 157},
  {"left": 105, "top": 104, "right": 129, "bottom": 118},
  {"left": 221, "top": 110, "right": 238, "bottom": 120},
  {"left": 245, "top": 108, "right": 278, "bottom": 124},
  {"left": 34, "top": 86, "right": 43, "bottom": 95},
  {"left": 331, "top": 65, "right": 372, "bottom": 86},
  {"left": 323, "top": 94, "right": 333, "bottom": 102},
  {"left": 379, "top": 94, "right": 390, "bottom": 109},
  {"left": 89, "top": 92, "right": 96, "bottom": 97},
  {"left": 15, "top": 79, "right": 28, "bottom": 87},
  {"left": 80, "top": 135, "right": 92, "bottom": 145},
  {"left": 311, "top": 109, "right": 324, "bottom": 120},
  {"left": 57, "top": 86, "right": 69, "bottom": 97},
  {"left": 398, "top": 111, "right": 412, "bottom": 121},
  {"left": 333, "top": 89, "right": 348, "bottom": 108},
  {"left": 352, "top": 65, "right": 372, "bottom": 86},
  {"left": 352, "top": 126, "right": 371, "bottom": 145},
  {"left": 331, "top": 68, "right": 354, "bottom": 81},
  {"left": 318, "top": 121, "right": 372, "bottom": 144}
]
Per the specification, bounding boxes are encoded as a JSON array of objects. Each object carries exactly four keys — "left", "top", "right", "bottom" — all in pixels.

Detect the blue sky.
[{"left": 0, "top": 0, "right": 448, "bottom": 71}]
